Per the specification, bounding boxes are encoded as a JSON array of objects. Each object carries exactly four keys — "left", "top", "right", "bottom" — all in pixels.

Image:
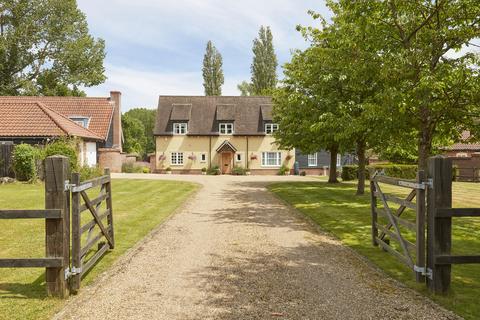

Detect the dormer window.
[
  {"left": 69, "top": 116, "right": 90, "bottom": 128},
  {"left": 219, "top": 123, "right": 234, "bottom": 135},
  {"left": 265, "top": 123, "right": 279, "bottom": 135},
  {"left": 173, "top": 123, "right": 188, "bottom": 135}
]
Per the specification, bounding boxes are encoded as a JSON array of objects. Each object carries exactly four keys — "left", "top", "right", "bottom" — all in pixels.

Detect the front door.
[{"left": 221, "top": 152, "right": 232, "bottom": 174}]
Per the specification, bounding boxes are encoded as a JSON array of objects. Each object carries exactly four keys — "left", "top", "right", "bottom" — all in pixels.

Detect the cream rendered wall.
[{"left": 155, "top": 135, "right": 294, "bottom": 171}]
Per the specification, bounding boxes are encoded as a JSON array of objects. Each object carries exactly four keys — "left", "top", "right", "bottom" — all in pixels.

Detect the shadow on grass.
[{"left": 0, "top": 272, "right": 45, "bottom": 300}]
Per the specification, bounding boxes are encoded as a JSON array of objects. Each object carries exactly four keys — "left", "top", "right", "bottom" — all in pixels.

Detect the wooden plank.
[
  {"left": 81, "top": 242, "right": 109, "bottom": 277},
  {"left": 376, "top": 208, "right": 417, "bottom": 231},
  {"left": 0, "top": 209, "right": 61, "bottom": 219},
  {"left": 435, "top": 255, "right": 480, "bottom": 265},
  {"left": 80, "top": 191, "right": 114, "bottom": 248},
  {"left": 72, "top": 175, "right": 110, "bottom": 192},
  {"left": 427, "top": 156, "right": 452, "bottom": 294},
  {"left": 374, "top": 175, "right": 424, "bottom": 189},
  {"left": 379, "top": 189, "right": 416, "bottom": 240},
  {"left": 375, "top": 237, "right": 413, "bottom": 268},
  {"left": 436, "top": 208, "right": 480, "bottom": 218},
  {"left": 44, "top": 156, "right": 70, "bottom": 298},
  {"left": 375, "top": 223, "right": 416, "bottom": 252},
  {"left": 78, "top": 193, "right": 108, "bottom": 213},
  {"left": 370, "top": 180, "right": 378, "bottom": 246},
  {"left": 0, "top": 258, "right": 63, "bottom": 268},
  {"left": 80, "top": 226, "right": 112, "bottom": 258},
  {"left": 374, "top": 192, "right": 416, "bottom": 210},
  {"left": 80, "top": 209, "right": 111, "bottom": 234},
  {"left": 70, "top": 173, "right": 82, "bottom": 293},
  {"left": 104, "top": 168, "right": 115, "bottom": 249},
  {"left": 416, "top": 170, "right": 426, "bottom": 283},
  {"left": 374, "top": 181, "right": 415, "bottom": 268}
]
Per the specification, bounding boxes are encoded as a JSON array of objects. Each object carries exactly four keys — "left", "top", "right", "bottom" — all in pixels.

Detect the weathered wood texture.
[
  {"left": 0, "top": 143, "right": 14, "bottom": 178},
  {"left": 415, "top": 170, "right": 426, "bottom": 282},
  {"left": 0, "top": 209, "right": 61, "bottom": 219},
  {"left": 44, "top": 156, "right": 70, "bottom": 298}
]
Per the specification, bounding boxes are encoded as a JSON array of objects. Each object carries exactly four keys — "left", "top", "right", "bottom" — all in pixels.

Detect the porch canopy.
[{"left": 216, "top": 140, "right": 237, "bottom": 153}]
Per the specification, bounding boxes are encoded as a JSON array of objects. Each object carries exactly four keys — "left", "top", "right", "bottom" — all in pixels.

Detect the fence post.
[
  {"left": 426, "top": 156, "right": 452, "bottom": 294},
  {"left": 44, "top": 155, "right": 70, "bottom": 298},
  {"left": 104, "top": 168, "right": 115, "bottom": 249},
  {"left": 415, "top": 170, "right": 426, "bottom": 283},
  {"left": 370, "top": 178, "right": 378, "bottom": 246},
  {"left": 70, "top": 172, "right": 81, "bottom": 292}
]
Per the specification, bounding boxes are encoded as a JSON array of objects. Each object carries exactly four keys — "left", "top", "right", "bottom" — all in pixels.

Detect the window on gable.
[
  {"left": 173, "top": 123, "right": 188, "bottom": 135},
  {"left": 265, "top": 123, "right": 279, "bottom": 135},
  {"left": 69, "top": 117, "right": 90, "bottom": 128},
  {"left": 308, "top": 154, "right": 317, "bottom": 167},
  {"left": 171, "top": 152, "right": 184, "bottom": 165},
  {"left": 219, "top": 123, "right": 234, "bottom": 135}
]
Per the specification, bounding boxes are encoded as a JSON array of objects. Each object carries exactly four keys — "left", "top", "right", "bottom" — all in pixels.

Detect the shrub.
[
  {"left": 121, "top": 162, "right": 144, "bottom": 173},
  {"left": 201, "top": 167, "right": 207, "bottom": 173},
  {"left": 341, "top": 165, "right": 358, "bottom": 181},
  {"left": 207, "top": 165, "right": 220, "bottom": 175},
  {"left": 367, "top": 163, "right": 417, "bottom": 180},
  {"left": 165, "top": 166, "right": 172, "bottom": 172},
  {"left": 232, "top": 166, "right": 246, "bottom": 175},
  {"left": 44, "top": 140, "right": 78, "bottom": 171},
  {"left": 142, "top": 167, "right": 150, "bottom": 174},
  {"left": 278, "top": 165, "right": 290, "bottom": 176},
  {"left": 78, "top": 165, "right": 103, "bottom": 181},
  {"left": 300, "top": 171, "right": 306, "bottom": 176},
  {"left": 12, "top": 144, "right": 39, "bottom": 181}
]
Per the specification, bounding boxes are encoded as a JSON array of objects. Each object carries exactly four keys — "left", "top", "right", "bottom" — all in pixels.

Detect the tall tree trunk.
[
  {"left": 418, "top": 108, "right": 433, "bottom": 171},
  {"left": 356, "top": 140, "right": 366, "bottom": 195},
  {"left": 328, "top": 144, "right": 339, "bottom": 183}
]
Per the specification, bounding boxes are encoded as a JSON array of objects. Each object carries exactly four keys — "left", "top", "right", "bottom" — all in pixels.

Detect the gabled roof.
[
  {"left": 0, "top": 96, "right": 114, "bottom": 140},
  {"left": 154, "top": 96, "right": 273, "bottom": 136},
  {"left": 443, "top": 131, "right": 480, "bottom": 151},
  {"left": 0, "top": 102, "right": 103, "bottom": 140},
  {"left": 216, "top": 140, "right": 237, "bottom": 153}
]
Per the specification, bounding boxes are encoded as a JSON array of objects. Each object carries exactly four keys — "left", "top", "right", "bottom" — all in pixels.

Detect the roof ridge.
[{"left": 36, "top": 103, "right": 102, "bottom": 140}]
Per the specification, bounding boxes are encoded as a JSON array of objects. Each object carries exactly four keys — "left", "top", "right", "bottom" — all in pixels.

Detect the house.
[
  {"left": 153, "top": 96, "right": 294, "bottom": 174},
  {"left": 0, "top": 91, "right": 123, "bottom": 172},
  {"left": 295, "top": 150, "right": 356, "bottom": 175},
  {"left": 443, "top": 131, "right": 480, "bottom": 181}
]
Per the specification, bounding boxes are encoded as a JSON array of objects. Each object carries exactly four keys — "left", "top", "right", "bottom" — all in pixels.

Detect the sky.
[{"left": 76, "top": 0, "right": 332, "bottom": 111}]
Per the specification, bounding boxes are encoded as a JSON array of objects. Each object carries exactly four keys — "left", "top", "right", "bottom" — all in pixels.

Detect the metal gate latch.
[
  {"left": 64, "top": 266, "right": 82, "bottom": 280},
  {"left": 414, "top": 265, "right": 433, "bottom": 279}
]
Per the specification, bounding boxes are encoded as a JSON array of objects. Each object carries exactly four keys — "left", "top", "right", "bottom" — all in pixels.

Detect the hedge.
[
  {"left": 12, "top": 144, "right": 39, "bottom": 181},
  {"left": 340, "top": 163, "right": 418, "bottom": 181}
]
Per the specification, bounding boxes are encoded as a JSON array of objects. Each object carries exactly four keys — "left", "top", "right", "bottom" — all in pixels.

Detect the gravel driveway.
[{"left": 54, "top": 174, "right": 459, "bottom": 320}]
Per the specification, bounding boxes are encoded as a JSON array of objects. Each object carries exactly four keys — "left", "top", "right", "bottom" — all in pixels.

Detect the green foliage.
[
  {"left": 201, "top": 167, "right": 207, "bottom": 173},
  {"left": 12, "top": 144, "right": 39, "bottom": 181},
  {"left": 202, "top": 41, "right": 224, "bottom": 96},
  {"left": 121, "top": 162, "right": 146, "bottom": 173},
  {"left": 232, "top": 166, "right": 246, "bottom": 175},
  {"left": 341, "top": 165, "right": 358, "bottom": 181},
  {"left": 251, "top": 26, "right": 278, "bottom": 95},
  {"left": 207, "top": 165, "right": 220, "bottom": 175},
  {"left": 367, "top": 164, "right": 418, "bottom": 180},
  {"left": 122, "top": 114, "right": 146, "bottom": 155},
  {"left": 78, "top": 165, "right": 103, "bottom": 181},
  {"left": 165, "top": 167, "right": 172, "bottom": 172},
  {"left": 277, "top": 165, "right": 290, "bottom": 176},
  {"left": 142, "top": 167, "right": 150, "bottom": 174},
  {"left": 0, "top": 0, "right": 106, "bottom": 95},
  {"left": 237, "top": 80, "right": 253, "bottom": 96},
  {"left": 124, "top": 108, "right": 156, "bottom": 157},
  {"left": 44, "top": 140, "right": 78, "bottom": 171}
]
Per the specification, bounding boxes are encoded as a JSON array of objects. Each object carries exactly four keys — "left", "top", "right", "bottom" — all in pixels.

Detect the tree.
[
  {"left": 339, "top": 0, "right": 480, "bottom": 170},
  {"left": 124, "top": 108, "right": 157, "bottom": 158},
  {"left": 122, "top": 114, "right": 146, "bottom": 155},
  {"left": 0, "top": 0, "right": 106, "bottom": 96},
  {"left": 202, "top": 41, "right": 224, "bottom": 96},
  {"left": 238, "top": 26, "right": 278, "bottom": 96}
]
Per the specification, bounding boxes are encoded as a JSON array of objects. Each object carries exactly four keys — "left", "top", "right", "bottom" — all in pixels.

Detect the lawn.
[
  {"left": 0, "top": 179, "right": 198, "bottom": 320},
  {"left": 268, "top": 179, "right": 480, "bottom": 320}
]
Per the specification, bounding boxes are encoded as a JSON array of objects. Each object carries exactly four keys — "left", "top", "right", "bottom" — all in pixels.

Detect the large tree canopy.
[
  {"left": 0, "top": 0, "right": 106, "bottom": 96},
  {"left": 124, "top": 108, "right": 156, "bottom": 158},
  {"left": 202, "top": 40, "right": 224, "bottom": 96}
]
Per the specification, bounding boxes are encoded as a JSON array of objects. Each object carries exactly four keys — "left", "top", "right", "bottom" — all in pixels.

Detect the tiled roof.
[
  {"left": 443, "top": 131, "right": 480, "bottom": 151},
  {"left": 154, "top": 96, "right": 273, "bottom": 136},
  {"left": 0, "top": 102, "right": 103, "bottom": 140},
  {"left": 0, "top": 96, "right": 114, "bottom": 140}
]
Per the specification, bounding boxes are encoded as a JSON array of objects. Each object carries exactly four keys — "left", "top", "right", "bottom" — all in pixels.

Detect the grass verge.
[
  {"left": 268, "top": 180, "right": 480, "bottom": 320},
  {"left": 0, "top": 179, "right": 198, "bottom": 320}
]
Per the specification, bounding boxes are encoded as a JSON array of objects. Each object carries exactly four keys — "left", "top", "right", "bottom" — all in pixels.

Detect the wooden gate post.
[
  {"left": 45, "top": 156, "right": 70, "bottom": 298},
  {"left": 370, "top": 178, "right": 378, "bottom": 246},
  {"left": 426, "top": 156, "right": 452, "bottom": 294}
]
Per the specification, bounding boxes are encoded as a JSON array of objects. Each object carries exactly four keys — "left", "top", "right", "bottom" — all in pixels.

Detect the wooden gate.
[
  {"left": 370, "top": 171, "right": 427, "bottom": 282},
  {"left": 70, "top": 168, "right": 114, "bottom": 292}
]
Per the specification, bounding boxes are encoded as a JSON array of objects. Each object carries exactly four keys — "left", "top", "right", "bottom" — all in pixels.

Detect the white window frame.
[
  {"left": 337, "top": 154, "right": 342, "bottom": 167},
  {"left": 200, "top": 153, "right": 207, "bottom": 163},
  {"left": 171, "top": 152, "right": 184, "bottom": 165},
  {"left": 219, "top": 123, "right": 234, "bottom": 135},
  {"left": 236, "top": 153, "right": 242, "bottom": 162},
  {"left": 307, "top": 153, "right": 317, "bottom": 167},
  {"left": 173, "top": 123, "right": 188, "bottom": 135},
  {"left": 261, "top": 152, "right": 282, "bottom": 167},
  {"left": 265, "top": 123, "right": 279, "bottom": 135}
]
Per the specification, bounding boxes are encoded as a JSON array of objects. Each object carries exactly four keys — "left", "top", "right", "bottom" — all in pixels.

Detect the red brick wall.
[
  {"left": 446, "top": 152, "right": 480, "bottom": 181},
  {"left": 109, "top": 91, "right": 122, "bottom": 152},
  {"left": 98, "top": 148, "right": 123, "bottom": 173}
]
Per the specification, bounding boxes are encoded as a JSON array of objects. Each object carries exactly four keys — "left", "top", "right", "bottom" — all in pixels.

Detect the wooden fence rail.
[{"left": 0, "top": 156, "right": 115, "bottom": 298}]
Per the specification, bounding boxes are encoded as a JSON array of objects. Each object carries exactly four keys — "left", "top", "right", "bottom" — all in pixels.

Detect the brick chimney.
[{"left": 110, "top": 91, "right": 122, "bottom": 152}]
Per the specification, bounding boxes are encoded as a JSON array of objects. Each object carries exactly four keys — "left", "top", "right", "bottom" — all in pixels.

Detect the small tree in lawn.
[{"left": 202, "top": 41, "right": 224, "bottom": 96}]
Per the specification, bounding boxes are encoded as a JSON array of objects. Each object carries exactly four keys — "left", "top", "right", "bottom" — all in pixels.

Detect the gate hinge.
[
  {"left": 424, "top": 179, "right": 433, "bottom": 189},
  {"left": 414, "top": 265, "right": 433, "bottom": 279},
  {"left": 64, "top": 180, "right": 76, "bottom": 191},
  {"left": 64, "top": 266, "right": 82, "bottom": 280}
]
